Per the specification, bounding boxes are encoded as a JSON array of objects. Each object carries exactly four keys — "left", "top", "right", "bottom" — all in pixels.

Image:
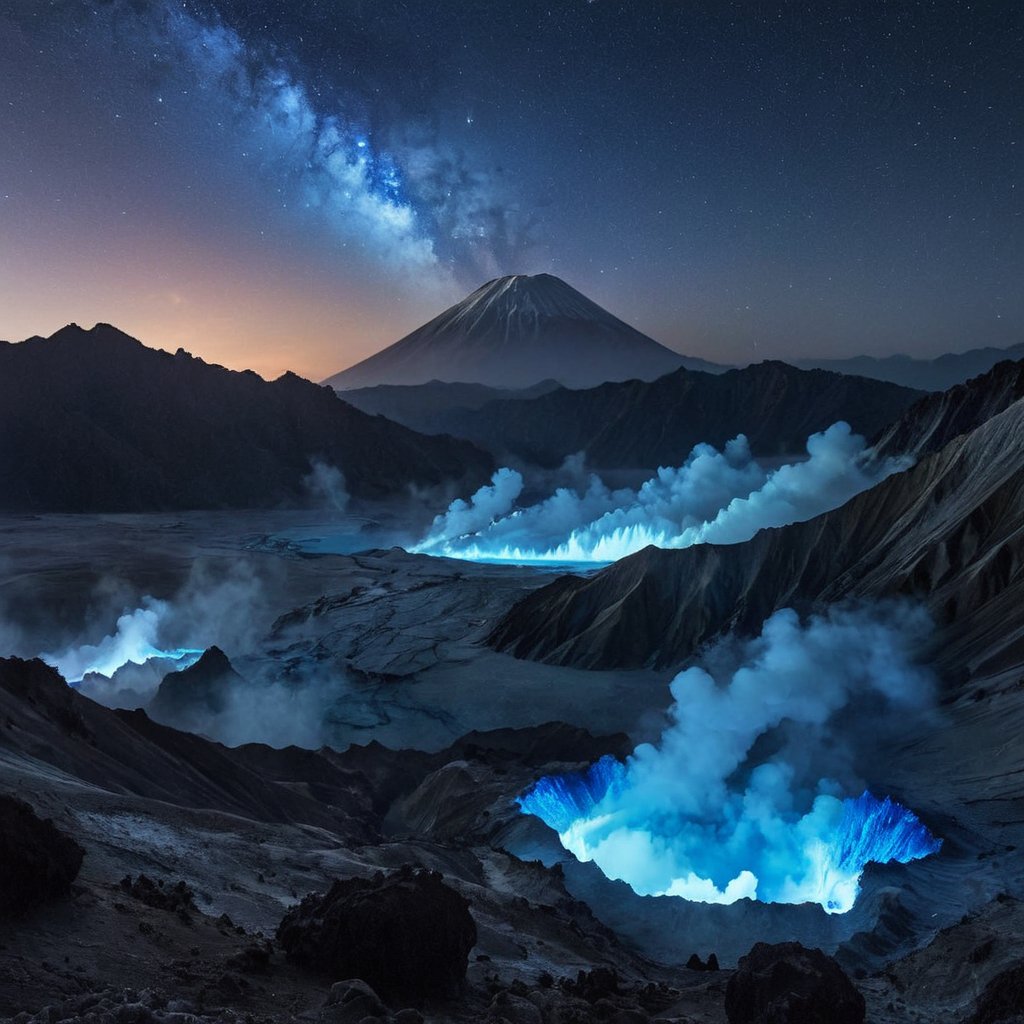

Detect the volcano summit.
[{"left": 325, "top": 274, "right": 720, "bottom": 390}]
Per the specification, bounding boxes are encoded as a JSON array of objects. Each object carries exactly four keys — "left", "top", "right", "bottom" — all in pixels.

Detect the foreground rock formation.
[
  {"left": 277, "top": 866, "right": 477, "bottom": 1003},
  {"left": 0, "top": 795, "right": 84, "bottom": 917},
  {"left": 724, "top": 943, "right": 865, "bottom": 1024}
]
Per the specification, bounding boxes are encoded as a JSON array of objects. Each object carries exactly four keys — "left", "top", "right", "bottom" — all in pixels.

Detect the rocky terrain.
[
  {"left": 0, "top": 324, "right": 492, "bottom": 513},
  {"left": 2, "top": 356, "right": 1024, "bottom": 1023},
  {"left": 2, "top": 645, "right": 1022, "bottom": 1024},
  {"left": 489, "top": 357, "right": 1024, "bottom": 670}
]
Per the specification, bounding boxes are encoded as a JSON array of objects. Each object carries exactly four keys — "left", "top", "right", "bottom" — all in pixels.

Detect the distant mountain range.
[
  {"left": 490, "top": 356, "right": 1024, "bottom": 670},
  {"left": 795, "top": 344, "right": 1024, "bottom": 392},
  {"left": 0, "top": 324, "right": 492, "bottom": 513},
  {"left": 339, "top": 379, "right": 563, "bottom": 431},
  {"left": 345, "top": 361, "right": 923, "bottom": 469},
  {"left": 324, "top": 274, "right": 722, "bottom": 390}
]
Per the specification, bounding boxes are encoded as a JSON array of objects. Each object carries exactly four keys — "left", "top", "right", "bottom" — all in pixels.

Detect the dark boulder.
[
  {"left": 724, "top": 942, "right": 865, "bottom": 1024},
  {"left": 967, "top": 962, "right": 1024, "bottom": 1024},
  {"left": 686, "top": 953, "right": 720, "bottom": 972},
  {"left": 321, "top": 979, "right": 388, "bottom": 1024},
  {"left": 276, "top": 865, "right": 476, "bottom": 1003},
  {"left": 0, "top": 794, "right": 84, "bottom": 916},
  {"left": 561, "top": 967, "right": 620, "bottom": 1002}
]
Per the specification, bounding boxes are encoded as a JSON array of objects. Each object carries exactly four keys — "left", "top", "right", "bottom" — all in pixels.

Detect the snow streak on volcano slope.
[
  {"left": 490, "top": 359, "right": 1024, "bottom": 670},
  {"left": 412, "top": 422, "right": 911, "bottom": 563},
  {"left": 325, "top": 274, "right": 721, "bottom": 390}
]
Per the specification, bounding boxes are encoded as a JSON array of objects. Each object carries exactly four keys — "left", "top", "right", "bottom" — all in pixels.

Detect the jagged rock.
[
  {"left": 0, "top": 794, "right": 84, "bottom": 916},
  {"left": 966, "top": 962, "right": 1024, "bottom": 1024},
  {"left": 392, "top": 1010, "right": 424, "bottom": 1024},
  {"left": 561, "top": 968, "right": 620, "bottom": 1003},
  {"left": 277, "top": 865, "right": 477, "bottom": 1003},
  {"left": 724, "top": 942, "right": 865, "bottom": 1024},
  {"left": 147, "top": 647, "right": 241, "bottom": 732},
  {"left": 118, "top": 876, "right": 196, "bottom": 918},
  {"left": 226, "top": 942, "right": 272, "bottom": 975}
]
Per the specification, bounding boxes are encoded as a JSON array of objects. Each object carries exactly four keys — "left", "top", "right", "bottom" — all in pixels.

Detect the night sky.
[{"left": 1, "top": 0, "right": 1020, "bottom": 380}]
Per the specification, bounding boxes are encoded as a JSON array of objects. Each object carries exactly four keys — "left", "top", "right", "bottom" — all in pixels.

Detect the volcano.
[{"left": 324, "top": 273, "right": 721, "bottom": 390}]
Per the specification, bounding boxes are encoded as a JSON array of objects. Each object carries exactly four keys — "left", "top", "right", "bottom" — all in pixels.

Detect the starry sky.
[{"left": 1, "top": 0, "right": 1021, "bottom": 380}]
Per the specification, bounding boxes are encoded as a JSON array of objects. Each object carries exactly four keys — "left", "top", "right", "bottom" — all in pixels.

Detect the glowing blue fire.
[
  {"left": 518, "top": 760, "right": 942, "bottom": 914},
  {"left": 411, "top": 425, "right": 914, "bottom": 565},
  {"left": 42, "top": 600, "right": 203, "bottom": 683},
  {"left": 49, "top": 645, "right": 203, "bottom": 684}
]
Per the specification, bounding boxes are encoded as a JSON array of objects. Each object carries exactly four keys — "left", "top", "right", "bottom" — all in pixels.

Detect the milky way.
[{"left": 1, "top": 0, "right": 1021, "bottom": 376}]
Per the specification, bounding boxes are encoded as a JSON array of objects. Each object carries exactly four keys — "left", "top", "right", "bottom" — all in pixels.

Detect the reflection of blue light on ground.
[
  {"left": 518, "top": 761, "right": 942, "bottom": 913},
  {"left": 425, "top": 553, "right": 610, "bottom": 573}
]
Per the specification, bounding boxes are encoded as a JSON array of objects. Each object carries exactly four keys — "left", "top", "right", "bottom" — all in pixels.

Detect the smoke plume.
[
  {"left": 304, "top": 459, "right": 350, "bottom": 513},
  {"left": 32, "top": 559, "right": 275, "bottom": 706},
  {"left": 412, "top": 422, "right": 912, "bottom": 562},
  {"left": 519, "top": 601, "right": 942, "bottom": 913}
]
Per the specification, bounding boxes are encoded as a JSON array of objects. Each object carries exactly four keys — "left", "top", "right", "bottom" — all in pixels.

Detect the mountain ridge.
[
  {"left": 343, "top": 359, "right": 924, "bottom": 469},
  {"left": 0, "top": 323, "right": 493, "bottom": 512},
  {"left": 796, "top": 343, "right": 1024, "bottom": 392},
  {"left": 488, "top": 357, "right": 1024, "bottom": 671}
]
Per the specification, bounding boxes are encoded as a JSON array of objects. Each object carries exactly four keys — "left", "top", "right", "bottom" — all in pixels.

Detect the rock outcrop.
[
  {"left": 276, "top": 865, "right": 477, "bottom": 1003},
  {"left": 0, "top": 795, "right": 84, "bottom": 917},
  {"left": 489, "top": 360, "right": 1024, "bottom": 674},
  {"left": 724, "top": 942, "right": 865, "bottom": 1024}
]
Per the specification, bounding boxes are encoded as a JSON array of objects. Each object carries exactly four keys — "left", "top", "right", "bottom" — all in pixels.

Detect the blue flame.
[
  {"left": 832, "top": 791, "right": 942, "bottom": 875},
  {"left": 518, "top": 762, "right": 941, "bottom": 913},
  {"left": 60, "top": 646, "right": 204, "bottom": 684},
  {"left": 517, "top": 755, "right": 626, "bottom": 832}
]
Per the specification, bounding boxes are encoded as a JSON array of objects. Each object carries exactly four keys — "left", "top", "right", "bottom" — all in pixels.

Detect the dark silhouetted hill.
[
  {"left": 376, "top": 360, "right": 923, "bottom": 468},
  {"left": 0, "top": 324, "right": 493, "bottom": 512}
]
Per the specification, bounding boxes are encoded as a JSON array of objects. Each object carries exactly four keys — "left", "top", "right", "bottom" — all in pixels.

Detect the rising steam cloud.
[
  {"left": 519, "top": 601, "right": 943, "bottom": 913},
  {"left": 24, "top": 557, "right": 354, "bottom": 749},
  {"left": 411, "top": 422, "right": 912, "bottom": 563},
  {"left": 42, "top": 597, "right": 202, "bottom": 684},
  {"left": 36, "top": 560, "right": 274, "bottom": 704}
]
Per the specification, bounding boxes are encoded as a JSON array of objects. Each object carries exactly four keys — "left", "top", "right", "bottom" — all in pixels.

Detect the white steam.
[
  {"left": 38, "top": 560, "right": 274, "bottom": 702},
  {"left": 42, "top": 598, "right": 201, "bottom": 684},
  {"left": 304, "top": 459, "right": 350, "bottom": 513},
  {"left": 151, "top": 665, "right": 344, "bottom": 750},
  {"left": 411, "top": 422, "right": 912, "bottom": 563}
]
